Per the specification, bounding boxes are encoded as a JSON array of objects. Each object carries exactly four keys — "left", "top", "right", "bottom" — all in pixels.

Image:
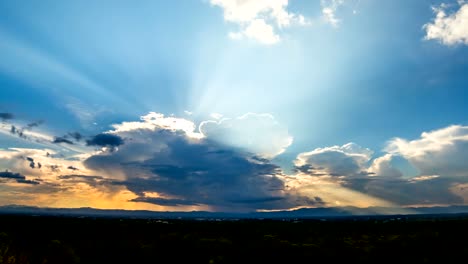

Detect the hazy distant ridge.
[{"left": 2, "top": 205, "right": 468, "bottom": 219}]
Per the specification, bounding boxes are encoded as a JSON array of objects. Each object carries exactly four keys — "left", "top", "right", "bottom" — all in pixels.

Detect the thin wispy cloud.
[{"left": 321, "top": 0, "right": 345, "bottom": 27}]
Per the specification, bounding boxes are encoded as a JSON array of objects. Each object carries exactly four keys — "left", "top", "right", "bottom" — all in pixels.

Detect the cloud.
[
  {"left": 199, "top": 113, "right": 293, "bottom": 159},
  {"left": 83, "top": 112, "right": 296, "bottom": 211},
  {"left": 386, "top": 125, "right": 468, "bottom": 177},
  {"left": 321, "top": 0, "right": 345, "bottom": 27},
  {"left": 130, "top": 197, "right": 200, "bottom": 206},
  {"left": 4, "top": 119, "right": 48, "bottom": 141},
  {"left": 424, "top": 3, "right": 468, "bottom": 45},
  {"left": 26, "top": 157, "right": 36, "bottom": 169},
  {"left": 111, "top": 112, "right": 203, "bottom": 139},
  {"left": 368, "top": 154, "right": 403, "bottom": 178},
  {"left": 86, "top": 133, "right": 124, "bottom": 149},
  {"left": 0, "top": 171, "right": 40, "bottom": 185},
  {"left": 68, "top": 132, "right": 83, "bottom": 141},
  {"left": 294, "top": 143, "right": 372, "bottom": 177},
  {"left": 0, "top": 113, "right": 14, "bottom": 121},
  {"left": 210, "top": 0, "right": 308, "bottom": 44},
  {"left": 291, "top": 139, "right": 468, "bottom": 206},
  {"left": 228, "top": 18, "right": 280, "bottom": 44},
  {"left": 343, "top": 176, "right": 466, "bottom": 206},
  {"left": 26, "top": 121, "right": 44, "bottom": 129},
  {"left": 53, "top": 137, "right": 75, "bottom": 145},
  {"left": 0, "top": 171, "right": 26, "bottom": 180},
  {"left": 338, "top": 125, "right": 468, "bottom": 206},
  {"left": 52, "top": 132, "right": 83, "bottom": 145},
  {"left": 10, "top": 125, "right": 26, "bottom": 139},
  {"left": 4, "top": 111, "right": 468, "bottom": 210}
]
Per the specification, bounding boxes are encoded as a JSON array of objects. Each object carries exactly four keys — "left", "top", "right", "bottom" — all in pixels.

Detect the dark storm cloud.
[
  {"left": 84, "top": 128, "right": 294, "bottom": 211},
  {"left": 0, "top": 113, "right": 14, "bottom": 120},
  {"left": 86, "top": 133, "right": 124, "bottom": 147},
  {"left": 53, "top": 137, "right": 74, "bottom": 145},
  {"left": 0, "top": 171, "right": 40, "bottom": 185},
  {"left": 130, "top": 197, "right": 200, "bottom": 206},
  {"left": 342, "top": 175, "right": 467, "bottom": 206},
  {"left": 229, "top": 196, "right": 285, "bottom": 204}
]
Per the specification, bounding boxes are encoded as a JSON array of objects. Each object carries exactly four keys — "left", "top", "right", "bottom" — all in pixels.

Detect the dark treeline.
[{"left": 1, "top": 215, "right": 468, "bottom": 263}]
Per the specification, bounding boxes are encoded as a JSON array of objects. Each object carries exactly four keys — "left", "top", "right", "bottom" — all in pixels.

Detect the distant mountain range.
[{"left": 2, "top": 205, "right": 468, "bottom": 219}]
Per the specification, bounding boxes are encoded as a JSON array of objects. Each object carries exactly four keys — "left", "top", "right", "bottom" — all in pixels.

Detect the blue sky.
[{"left": 0, "top": 0, "right": 468, "bottom": 212}]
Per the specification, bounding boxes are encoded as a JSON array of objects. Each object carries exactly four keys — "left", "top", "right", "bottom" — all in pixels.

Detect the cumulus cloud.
[
  {"left": 83, "top": 112, "right": 301, "bottom": 211},
  {"left": 199, "top": 113, "right": 293, "bottom": 159},
  {"left": 4, "top": 111, "right": 468, "bottom": 211},
  {"left": 386, "top": 125, "right": 468, "bottom": 177},
  {"left": 291, "top": 138, "right": 468, "bottom": 207},
  {"left": 368, "top": 154, "right": 403, "bottom": 178},
  {"left": 424, "top": 2, "right": 468, "bottom": 45},
  {"left": 338, "top": 125, "right": 468, "bottom": 206},
  {"left": 111, "top": 112, "right": 203, "bottom": 139},
  {"left": 294, "top": 143, "right": 373, "bottom": 177},
  {"left": 210, "top": 0, "right": 308, "bottom": 44}
]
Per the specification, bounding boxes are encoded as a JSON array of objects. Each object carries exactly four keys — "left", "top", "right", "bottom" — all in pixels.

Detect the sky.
[{"left": 0, "top": 0, "right": 468, "bottom": 213}]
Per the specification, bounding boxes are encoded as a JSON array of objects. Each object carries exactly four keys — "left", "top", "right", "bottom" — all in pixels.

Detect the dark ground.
[{"left": 1, "top": 214, "right": 468, "bottom": 264}]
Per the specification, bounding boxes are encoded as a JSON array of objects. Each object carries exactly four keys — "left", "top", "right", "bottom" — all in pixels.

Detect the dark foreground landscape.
[{"left": 1, "top": 214, "right": 468, "bottom": 263}]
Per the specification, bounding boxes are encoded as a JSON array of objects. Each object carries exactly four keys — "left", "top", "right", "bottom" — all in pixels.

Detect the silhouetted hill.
[{"left": 2, "top": 204, "right": 468, "bottom": 219}]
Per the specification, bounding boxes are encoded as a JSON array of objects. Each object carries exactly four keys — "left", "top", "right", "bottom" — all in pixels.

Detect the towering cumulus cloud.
[
  {"left": 386, "top": 125, "right": 468, "bottom": 177},
  {"left": 199, "top": 113, "right": 293, "bottom": 159},
  {"left": 295, "top": 143, "right": 372, "bottom": 177},
  {"left": 84, "top": 112, "right": 293, "bottom": 211}
]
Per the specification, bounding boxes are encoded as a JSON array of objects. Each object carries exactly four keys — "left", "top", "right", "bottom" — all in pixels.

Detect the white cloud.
[
  {"left": 386, "top": 125, "right": 468, "bottom": 177},
  {"left": 321, "top": 0, "right": 345, "bottom": 27},
  {"left": 210, "top": 0, "right": 308, "bottom": 44},
  {"left": 295, "top": 142, "right": 372, "bottom": 177},
  {"left": 409, "top": 175, "right": 440, "bottom": 182},
  {"left": 424, "top": 3, "right": 468, "bottom": 45},
  {"left": 199, "top": 113, "right": 293, "bottom": 159},
  {"left": 369, "top": 154, "right": 403, "bottom": 178},
  {"left": 111, "top": 112, "right": 204, "bottom": 139},
  {"left": 210, "top": 112, "right": 223, "bottom": 120},
  {"left": 239, "top": 18, "right": 280, "bottom": 45}
]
